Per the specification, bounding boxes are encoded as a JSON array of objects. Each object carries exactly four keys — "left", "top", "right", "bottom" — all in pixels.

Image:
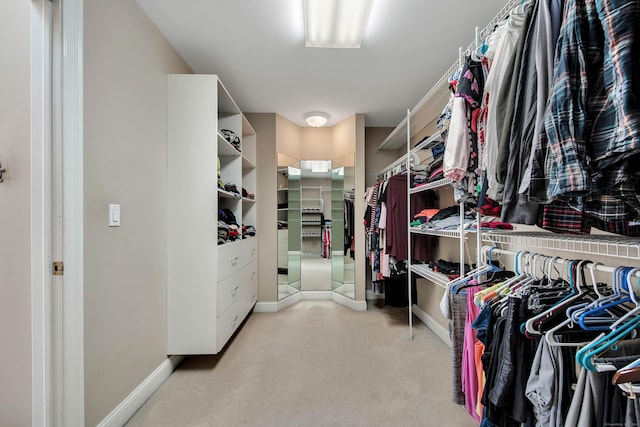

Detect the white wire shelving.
[
  {"left": 378, "top": 0, "right": 526, "bottom": 340},
  {"left": 376, "top": 131, "right": 446, "bottom": 179},
  {"left": 409, "top": 178, "right": 453, "bottom": 194},
  {"left": 410, "top": 264, "right": 449, "bottom": 289},
  {"left": 410, "top": 227, "right": 466, "bottom": 239},
  {"left": 482, "top": 231, "right": 640, "bottom": 261}
]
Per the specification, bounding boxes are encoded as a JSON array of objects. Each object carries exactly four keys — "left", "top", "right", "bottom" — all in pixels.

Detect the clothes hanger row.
[
  {"left": 478, "top": 247, "right": 640, "bottom": 386},
  {"left": 463, "top": 0, "right": 527, "bottom": 64},
  {"left": 475, "top": 246, "right": 640, "bottom": 335},
  {"left": 461, "top": 0, "right": 535, "bottom": 64},
  {"left": 441, "top": 246, "right": 503, "bottom": 296}
]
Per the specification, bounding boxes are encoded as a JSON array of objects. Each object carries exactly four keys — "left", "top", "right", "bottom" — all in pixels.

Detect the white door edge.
[
  {"left": 60, "top": 0, "right": 85, "bottom": 425},
  {"left": 31, "top": 0, "right": 85, "bottom": 425},
  {"left": 31, "top": 1, "right": 54, "bottom": 425}
]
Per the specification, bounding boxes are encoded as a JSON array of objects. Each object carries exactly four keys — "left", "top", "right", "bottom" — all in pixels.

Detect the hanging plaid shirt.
[
  {"left": 529, "top": 0, "right": 640, "bottom": 223},
  {"left": 595, "top": 0, "right": 640, "bottom": 167},
  {"left": 530, "top": 0, "right": 596, "bottom": 201}
]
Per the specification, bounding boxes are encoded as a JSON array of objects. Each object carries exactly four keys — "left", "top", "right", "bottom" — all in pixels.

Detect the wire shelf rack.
[
  {"left": 409, "top": 178, "right": 453, "bottom": 194},
  {"left": 482, "top": 231, "right": 640, "bottom": 261},
  {"left": 377, "top": 0, "right": 522, "bottom": 152},
  {"left": 410, "top": 264, "right": 449, "bottom": 288},
  {"left": 410, "top": 227, "right": 466, "bottom": 239}
]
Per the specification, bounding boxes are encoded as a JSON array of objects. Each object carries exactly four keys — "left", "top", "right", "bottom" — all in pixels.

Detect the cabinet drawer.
[
  {"left": 217, "top": 272, "right": 243, "bottom": 314},
  {"left": 217, "top": 241, "right": 243, "bottom": 281},
  {"left": 243, "top": 238, "right": 258, "bottom": 265},
  {"left": 217, "top": 299, "right": 243, "bottom": 352},
  {"left": 244, "top": 260, "right": 258, "bottom": 308}
]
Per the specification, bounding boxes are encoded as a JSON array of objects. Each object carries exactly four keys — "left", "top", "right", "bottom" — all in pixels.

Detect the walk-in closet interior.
[
  {"left": 366, "top": 0, "right": 640, "bottom": 425},
  {"left": 6, "top": 0, "right": 640, "bottom": 425}
]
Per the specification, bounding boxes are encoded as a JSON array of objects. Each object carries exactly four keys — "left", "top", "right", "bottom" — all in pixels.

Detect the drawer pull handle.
[
  {"left": 230, "top": 256, "right": 239, "bottom": 265},
  {"left": 250, "top": 249, "right": 256, "bottom": 256},
  {"left": 231, "top": 315, "right": 239, "bottom": 326},
  {"left": 250, "top": 272, "right": 256, "bottom": 279}
]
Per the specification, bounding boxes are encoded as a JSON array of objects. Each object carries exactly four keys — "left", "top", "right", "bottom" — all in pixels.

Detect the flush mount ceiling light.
[
  {"left": 304, "top": 0, "right": 373, "bottom": 48},
  {"left": 304, "top": 111, "right": 329, "bottom": 127}
]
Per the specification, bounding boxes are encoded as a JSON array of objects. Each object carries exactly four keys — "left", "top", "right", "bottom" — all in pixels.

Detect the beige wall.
[
  {"left": 83, "top": 0, "right": 192, "bottom": 424},
  {"left": 300, "top": 127, "right": 334, "bottom": 159},
  {"left": 276, "top": 114, "right": 358, "bottom": 162},
  {"left": 275, "top": 114, "right": 302, "bottom": 160},
  {"left": 0, "top": 1, "right": 31, "bottom": 425},
  {"left": 364, "top": 127, "right": 396, "bottom": 187},
  {"left": 332, "top": 116, "right": 357, "bottom": 161},
  {"left": 246, "top": 114, "right": 278, "bottom": 302}
]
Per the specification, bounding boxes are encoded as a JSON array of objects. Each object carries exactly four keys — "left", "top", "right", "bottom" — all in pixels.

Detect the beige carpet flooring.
[{"left": 125, "top": 300, "right": 477, "bottom": 427}]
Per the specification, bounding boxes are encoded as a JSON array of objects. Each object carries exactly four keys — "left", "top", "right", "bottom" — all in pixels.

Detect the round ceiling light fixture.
[{"left": 304, "top": 111, "right": 329, "bottom": 127}]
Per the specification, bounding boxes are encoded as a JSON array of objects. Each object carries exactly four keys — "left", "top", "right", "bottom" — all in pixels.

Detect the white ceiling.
[{"left": 136, "top": 0, "right": 508, "bottom": 128}]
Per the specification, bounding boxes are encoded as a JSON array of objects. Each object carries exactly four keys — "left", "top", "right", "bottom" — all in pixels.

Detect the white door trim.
[
  {"left": 60, "top": 0, "right": 85, "bottom": 425},
  {"left": 31, "top": 1, "right": 54, "bottom": 425},
  {"left": 31, "top": 0, "right": 85, "bottom": 425}
]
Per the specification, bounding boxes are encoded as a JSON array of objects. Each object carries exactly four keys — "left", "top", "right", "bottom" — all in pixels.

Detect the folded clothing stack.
[
  {"left": 428, "top": 259, "right": 473, "bottom": 280},
  {"left": 220, "top": 129, "right": 240, "bottom": 152},
  {"left": 242, "top": 187, "right": 255, "bottom": 199},
  {"left": 218, "top": 221, "right": 240, "bottom": 244},
  {"left": 223, "top": 183, "right": 241, "bottom": 198},
  {"left": 243, "top": 224, "right": 256, "bottom": 238},
  {"left": 218, "top": 208, "right": 240, "bottom": 244}
]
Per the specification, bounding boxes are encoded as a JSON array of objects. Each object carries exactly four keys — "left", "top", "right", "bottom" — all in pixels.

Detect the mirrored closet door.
[
  {"left": 331, "top": 154, "right": 355, "bottom": 299},
  {"left": 299, "top": 160, "right": 333, "bottom": 291},
  {"left": 276, "top": 154, "right": 356, "bottom": 300},
  {"left": 277, "top": 154, "right": 301, "bottom": 300}
]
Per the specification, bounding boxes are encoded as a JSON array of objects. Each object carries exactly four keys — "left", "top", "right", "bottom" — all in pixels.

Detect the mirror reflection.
[
  {"left": 331, "top": 154, "right": 355, "bottom": 298},
  {"left": 299, "top": 160, "right": 333, "bottom": 291},
  {"left": 277, "top": 153, "right": 355, "bottom": 300},
  {"left": 277, "top": 155, "right": 301, "bottom": 300}
]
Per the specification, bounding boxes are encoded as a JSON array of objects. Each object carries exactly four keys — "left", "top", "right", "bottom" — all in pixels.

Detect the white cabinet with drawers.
[{"left": 166, "top": 74, "right": 258, "bottom": 355}]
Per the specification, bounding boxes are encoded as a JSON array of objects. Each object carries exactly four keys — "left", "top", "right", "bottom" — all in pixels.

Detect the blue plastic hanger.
[
  {"left": 576, "top": 268, "right": 640, "bottom": 370},
  {"left": 577, "top": 267, "right": 632, "bottom": 331}
]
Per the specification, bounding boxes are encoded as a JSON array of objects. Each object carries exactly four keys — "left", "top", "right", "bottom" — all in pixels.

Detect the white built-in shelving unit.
[{"left": 167, "top": 74, "right": 258, "bottom": 355}]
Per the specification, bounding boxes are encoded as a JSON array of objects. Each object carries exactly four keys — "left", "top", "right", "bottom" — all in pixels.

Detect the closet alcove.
[
  {"left": 367, "top": 0, "right": 640, "bottom": 424},
  {"left": 247, "top": 113, "right": 366, "bottom": 312}
]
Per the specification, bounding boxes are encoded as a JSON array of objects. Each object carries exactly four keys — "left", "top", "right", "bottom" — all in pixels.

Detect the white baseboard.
[
  {"left": 253, "top": 302, "right": 279, "bottom": 313},
  {"left": 300, "top": 290, "right": 333, "bottom": 300},
  {"left": 333, "top": 283, "right": 355, "bottom": 294},
  {"left": 97, "top": 355, "right": 184, "bottom": 427},
  {"left": 255, "top": 289, "right": 366, "bottom": 313},
  {"left": 411, "top": 304, "right": 451, "bottom": 348},
  {"left": 332, "top": 292, "right": 367, "bottom": 311},
  {"left": 277, "top": 291, "right": 302, "bottom": 310},
  {"left": 254, "top": 290, "right": 303, "bottom": 313}
]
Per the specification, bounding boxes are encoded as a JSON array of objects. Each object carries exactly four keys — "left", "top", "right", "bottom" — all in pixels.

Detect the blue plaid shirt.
[{"left": 529, "top": 0, "right": 640, "bottom": 222}]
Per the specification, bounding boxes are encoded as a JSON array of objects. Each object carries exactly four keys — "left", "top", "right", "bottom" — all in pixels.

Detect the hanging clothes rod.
[
  {"left": 483, "top": 246, "right": 640, "bottom": 278},
  {"left": 376, "top": 131, "right": 445, "bottom": 179},
  {"left": 375, "top": 152, "right": 420, "bottom": 180}
]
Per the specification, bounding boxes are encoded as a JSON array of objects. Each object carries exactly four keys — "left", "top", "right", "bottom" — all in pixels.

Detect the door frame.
[
  {"left": 31, "top": 1, "right": 54, "bottom": 424},
  {"left": 31, "top": 0, "right": 85, "bottom": 425}
]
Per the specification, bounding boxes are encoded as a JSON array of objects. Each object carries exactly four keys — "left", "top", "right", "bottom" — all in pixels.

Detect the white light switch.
[{"left": 109, "top": 204, "right": 120, "bottom": 227}]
